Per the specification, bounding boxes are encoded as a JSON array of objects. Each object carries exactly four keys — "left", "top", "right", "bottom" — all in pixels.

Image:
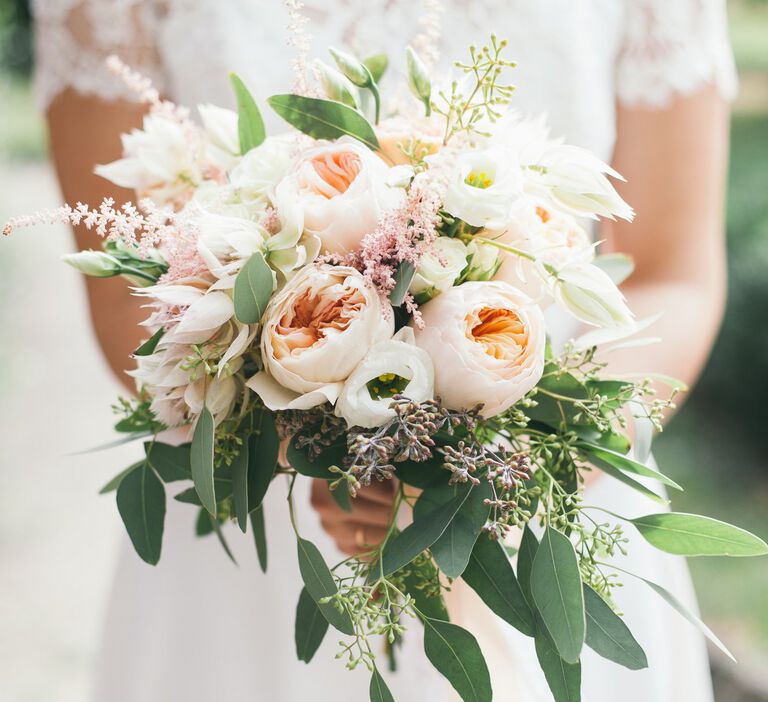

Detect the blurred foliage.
[{"left": 0, "top": 0, "right": 31, "bottom": 74}]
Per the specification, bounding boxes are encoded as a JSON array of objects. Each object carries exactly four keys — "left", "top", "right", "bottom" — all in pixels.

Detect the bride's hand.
[{"left": 310, "top": 479, "right": 396, "bottom": 557}]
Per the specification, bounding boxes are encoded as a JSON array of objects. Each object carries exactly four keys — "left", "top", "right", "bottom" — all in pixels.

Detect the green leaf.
[
  {"left": 174, "top": 477, "right": 232, "bottom": 506},
  {"left": 376, "top": 492, "right": 469, "bottom": 578},
  {"left": 593, "top": 253, "right": 634, "bottom": 285},
  {"left": 99, "top": 461, "right": 143, "bottom": 494},
  {"left": 211, "top": 517, "right": 238, "bottom": 565},
  {"left": 393, "top": 457, "right": 444, "bottom": 489},
  {"left": 248, "top": 411, "right": 280, "bottom": 509},
  {"left": 296, "top": 537, "right": 354, "bottom": 635},
  {"left": 229, "top": 73, "right": 265, "bottom": 153},
  {"left": 400, "top": 555, "right": 449, "bottom": 621},
  {"left": 517, "top": 525, "right": 539, "bottom": 608},
  {"left": 583, "top": 584, "right": 647, "bottom": 670},
  {"left": 423, "top": 618, "right": 492, "bottom": 702},
  {"left": 330, "top": 483, "right": 353, "bottom": 512},
  {"left": 145, "top": 441, "right": 191, "bottom": 482},
  {"left": 631, "top": 512, "right": 768, "bottom": 557},
  {"left": 363, "top": 53, "right": 389, "bottom": 83},
  {"left": 134, "top": 327, "right": 165, "bottom": 356},
  {"left": 579, "top": 443, "right": 682, "bottom": 491},
  {"left": 462, "top": 536, "right": 535, "bottom": 636},
  {"left": 195, "top": 507, "right": 215, "bottom": 536},
  {"left": 233, "top": 251, "right": 273, "bottom": 324},
  {"left": 534, "top": 617, "right": 581, "bottom": 702},
  {"left": 116, "top": 462, "right": 166, "bottom": 565},
  {"left": 231, "top": 439, "right": 249, "bottom": 532},
  {"left": 531, "top": 527, "right": 585, "bottom": 664},
  {"left": 369, "top": 668, "right": 395, "bottom": 702},
  {"left": 287, "top": 439, "right": 346, "bottom": 480},
  {"left": 295, "top": 586, "right": 329, "bottom": 663},
  {"left": 588, "top": 455, "right": 667, "bottom": 505},
  {"left": 250, "top": 505, "right": 268, "bottom": 572},
  {"left": 425, "top": 483, "right": 490, "bottom": 579},
  {"left": 191, "top": 406, "right": 216, "bottom": 515},
  {"left": 268, "top": 94, "right": 380, "bottom": 151},
  {"left": 389, "top": 260, "right": 416, "bottom": 307}
]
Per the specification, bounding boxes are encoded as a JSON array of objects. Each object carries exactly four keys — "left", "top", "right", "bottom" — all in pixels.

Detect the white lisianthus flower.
[
  {"left": 95, "top": 114, "right": 200, "bottom": 206},
  {"left": 443, "top": 149, "right": 523, "bottom": 228},
  {"left": 198, "top": 103, "right": 240, "bottom": 170},
  {"left": 411, "top": 281, "right": 546, "bottom": 417},
  {"left": 274, "top": 137, "right": 404, "bottom": 254},
  {"left": 335, "top": 327, "right": 434, "bottom": 428},
  {"left": 247, "top": 265, "right": 394, "bottom": 410},
  {"left": 229, "top": 135, "right": 295, "bottom": 212},
  {"left": 551, "top": 261, "right": 634, "bottom": 327},
  {"left": 410, "top": 237, "right": 468, "bottom": 298},
  {"left": 524, "top": 144, "right": 634, "bottom": 221}
]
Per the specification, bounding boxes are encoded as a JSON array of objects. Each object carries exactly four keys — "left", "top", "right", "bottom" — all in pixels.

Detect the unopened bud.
[
  {"left": 406, "top": 46, "right": 432, "bottom": 113},
  {"left": 62, "top": 250, "right": 121, "bottom": 278},
  {"left": 328, "top": 47, "right": 372, "bottom": 88},
  {"left": 314, "top": 60, "right": 359, "bottom": 108}
]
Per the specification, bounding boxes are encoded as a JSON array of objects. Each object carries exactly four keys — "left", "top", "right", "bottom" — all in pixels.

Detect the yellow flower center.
[{"left": 465, "top": 170, "right": 494, "bottom": 189}]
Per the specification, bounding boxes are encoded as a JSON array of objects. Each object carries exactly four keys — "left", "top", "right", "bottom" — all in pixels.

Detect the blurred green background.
[{"left": 0, "top": 0, "right": 766, "bottom": 698}]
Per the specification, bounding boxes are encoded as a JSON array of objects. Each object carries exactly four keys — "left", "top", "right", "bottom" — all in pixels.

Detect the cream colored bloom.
[
  {"left": 198, "top": 103, "right": 240, "bottom": 170},
  {"left": 411, "top": 281, "right": 546, "bottom": 417},
  {"left": 229, "top": 135, "right": 295, "bottom": 212},
  {"left": 410, "top": 237, "right": 468, "bottom": 298},
  {"left": 335, "top": 327, "right": 434, "bottom": 428},
  {"left": 247, "top": 265, "right": 394, "bottom": 410},
  {"left": 274, "top": 137, "right": 404, "bottom": 254}
]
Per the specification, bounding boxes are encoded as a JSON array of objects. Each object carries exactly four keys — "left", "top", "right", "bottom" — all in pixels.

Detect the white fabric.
[{"left": 31, "top": 1, "right": 732, "bottom": 700}]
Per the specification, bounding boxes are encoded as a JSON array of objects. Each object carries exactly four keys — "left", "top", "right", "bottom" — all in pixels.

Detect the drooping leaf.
[
  {"left": 579, "top": 443, "right": 682, "bottom": 491},
  {"left": 116, "top": 462, "right": 166, "bottom": 565},
  {"left": 99, "top": 461, "right": 143, "bottom": 494},
  {"left": 145, "top": 441, "right": 191, "bottom": 482},
  {"left": 531, "top": 527, "right": 585, "bottom": 664},
  {"left": 287, "top": 439, "right": 346, "bottom": 480},
  {"left": 191, "top": 406, "right": 216, "bottom": 515},
  {"left": 631, "top": 512, "right": 768, "bottom": 557},
  {"left": 174, "top": 477, "right": 232, "bottom": 506},
  {"left": 248, "top": 411, "right": 280, "bottom": 509},
  {"left": 295, "top": 586, "right": 329, "bottom": 663},
  {"left": 229, "top": 73, "right": 265, "bottom": 153},
  {"left": 231, "top": 439, "right": 250, "bottom": 532},
  {"left": 363, "top": 53, "right": 389, "bottom": 83},
  {"left": 195, "top": 507, "right": 215, "bottom": 536},
  {"left": 423, "top": 618, "right": 492, "bottom": 702},
  {"left": 369, "top": 668, "right": 395, "bottom": 702},
  {"left": 583, "top": 584, "right": 647, "bottom": 670},
  {"left": 517, "top": 525, "right": 539, "bottom": 608},
  {"left": 134, "top": 327, "right": 165, "bottom": 356},
  {"left": 389, "top": 260, "right": 416, "bottom": 307},
  {"left": 211, "top": 517, "right": 238, "bottom": 565},
  {"left": 462, "top": 535, "right": 535, "bottom": 636},
  {"left": 330, "top": 483, "right": 353, "bottom": 512},
  {"left": 268, "top": 94, "right": 380, "bottom": 151},
  {"left": 250, "top": 505, "right": 268, "bottom": 572},
  {"left": 233, "top": 251, "right": 273, "bottom": 324},
  {"left": 297, "top": 537, "right": 355, "bottom": 635},
  {"left": 534, "top": 617, "right": 581, "bottom": 702},
  {"left": 588, "top": 456, "right": 667, "bottom": 505}
]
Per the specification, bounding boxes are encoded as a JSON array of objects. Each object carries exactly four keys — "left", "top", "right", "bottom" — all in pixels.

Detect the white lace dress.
[{"left": 33, "top": 1, "right": 737, "bottom": 700}]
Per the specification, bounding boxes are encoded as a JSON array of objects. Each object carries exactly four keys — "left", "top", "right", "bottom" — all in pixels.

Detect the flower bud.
[
  {"left": 314, "top": 60, "right": 359, "bottom": 108},
  {"left": 465, "top": 240, "right": 501, "bottom": 281},
  {"left": 328, "top": 47, "right": 372, "bottom": 88},
  {"left": 406, "top": 46, "right": 432, "bottom": 113},
  {"left": 410, "top": 237, "right": 468, "bottom": 300},
  {"left": 62, "top": 250, "right": 122, "bottom": 278}
]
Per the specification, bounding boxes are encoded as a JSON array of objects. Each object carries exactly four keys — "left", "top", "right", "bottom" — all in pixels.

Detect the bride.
[{"left": 34, "top": 1, "right": 736, "bottom": 699}]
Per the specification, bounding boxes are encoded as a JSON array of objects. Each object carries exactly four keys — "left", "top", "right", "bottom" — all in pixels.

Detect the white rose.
[
  {"left": 247, "top": 265, "right": 394, "bottom": 410},
  {"left": 411, "top": 281, "right": 546, "bottom": 417},
  {"left": 95, "top": 114, "right": 200, "bottom": 206},
  {"left": 410, "top": 237, "right": 468, "bottom": 298},
  {"left": 274, "top": 137, "right": 404, "bottom": 255},
  {"left": 465, "top": 240, "right": 501, "bottom": 282},
  {"left": 335, "top": 327, "right": 434, "bottom": 428},
  {"left": 550, "top": 261, "right": 634, "bottom": 328},
  {"left": 443, "top": 149, "right": 523, "bottom": 228},
  {"left": 229, "top": 135, "right": 295, "bottom": 212}
]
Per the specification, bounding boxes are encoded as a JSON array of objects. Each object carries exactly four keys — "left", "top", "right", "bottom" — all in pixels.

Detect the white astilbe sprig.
[
  {"left": 285, "top": 0, "right": 319, "bottom": 96},
  {"left": 412, "top": 0, "right": 444, "bottom": 70}
]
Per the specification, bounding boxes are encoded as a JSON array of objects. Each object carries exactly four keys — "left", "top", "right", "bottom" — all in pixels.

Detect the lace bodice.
[{"left": 33, "top": 0, "right": 737, "bottom": 163}]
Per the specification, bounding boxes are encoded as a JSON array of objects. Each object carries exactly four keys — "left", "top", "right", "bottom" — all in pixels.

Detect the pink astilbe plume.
[{"left": 285, "top": 0, "right": 319, "bottom": 97}]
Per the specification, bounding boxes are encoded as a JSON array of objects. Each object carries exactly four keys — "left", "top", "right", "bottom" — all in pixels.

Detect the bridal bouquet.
[{"left": 6, "top": 36, "right": 766, "bottom": 702}]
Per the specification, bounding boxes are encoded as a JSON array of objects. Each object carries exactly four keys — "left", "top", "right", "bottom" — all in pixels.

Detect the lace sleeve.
[
  {"left": 32, "top": 0, "right": 167, "bottom": 109},
  {"left": 616, "top": 0, "right": 738, "bottom": 109}
]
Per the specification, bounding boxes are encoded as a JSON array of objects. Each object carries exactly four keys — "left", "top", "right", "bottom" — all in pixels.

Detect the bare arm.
[
  {"left": 47, "top": 90, "right": 148, "bottom": 391},
  {"left": 603, "top": 85, "right": 730, "bottom": 401}
]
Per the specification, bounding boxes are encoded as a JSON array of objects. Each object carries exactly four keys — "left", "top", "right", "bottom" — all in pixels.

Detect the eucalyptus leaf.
[
  {"left": 174, "top": 477, "right": 232, "bottom": 506},
  {"left": 369, "top": 668, "right": 395, "bottom": 702},
  {"left": 297, "top": 537, "right": 355, "bottom": 635},
  {"left": 534, "top": 617, "right": 581, "bottom": 702},
  {"left": 195, "top": 507, "right": 215, "bottom": 537},
  {"left": 248, "top": 411, "right": 280, "bottom": 509},
  {"left": 134, "top": 327, "right": 165, "bottom": 356},
  {"left": 593, "top": 253, "right": 634, "bottom": 285},
  {"left": 392, "top": 457, "right": 444, "bottom": 489},
  {"left": 229, "top": 73, "right": 265, "bottom": 153},
  {"left": 99, "top": 461, "right": 143, "bottom": 494},
  {"left": 211, "top": 518, "right": 237, "bottom": 565},
  {"left": 250, "top": 505, "right": 268, "bottom": 572},
  {"left": 191, "top": 406, "right": 216, "bottom": 515},
  {"left": 231, "top": 439, "right": 249, "bottom": 532},
  {"left": 631, "top": 512, "right": 768, "bottom": 557},
  {"left": 145, "top": 441, "right": 191, "bottom": 482},
  {"left": 233, "top": 251, "right": 273, "bottom": 324},
  {"left": 579, "top": 442, "right": 682, "bottom": 491},
  {"left": 287, "top": 439, "right": 346, "bottom": 479},
  {"left": 423, "top": 618, "right": 492, "bottom": 702},
  {"left": 116, "top": 462, "right": 166, "bottom": 565},
  {"left": 517, "top": 525, "right": 539, "bottom": 608},
  {"left": 389, "top": 260, "right": 416, "bottom": 307},
  {"left": 462, "top": 535, "right": 535, "bottom": 636},
  {"left": 330, "top": 483, "right": 353, "bottom": 512},
  {"left": 583, "top": 584, "right": 647, "bottom": 670},
  {"left": 268, "top": 94, "right": 380, "bottom": 151},
  {"left": 531, "top": 527, "right": 585, "bottom": 664},
  {"left": 295, "top": 586, "right": 329, "bottom": 663},
  {"left": 400, "top": 556, "right": 449, "bottom": 622},
  {"left": 588, "top": 456, "right": 667, "bottom": 506}
]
